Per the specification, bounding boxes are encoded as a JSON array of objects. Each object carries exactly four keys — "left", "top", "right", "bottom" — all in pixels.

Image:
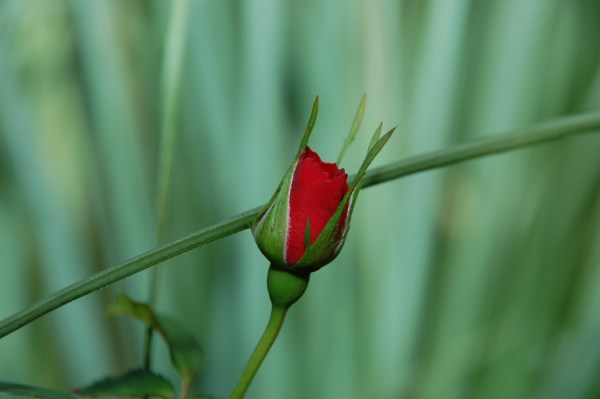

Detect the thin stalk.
[
  {"left": 0, "top": 112, "right": 599, "bottom": 339},
  {"left": 144, "top": 0, "right": 190, "bottom": 371},
  {"left": 337, "top": 94, "right": 366, "bottom": 164},
  {"left": 228, "top": 305, "right": 288, "bottom": 399},
  {"left": 180, "top": 379, "right": 191, "bottom": 399}
]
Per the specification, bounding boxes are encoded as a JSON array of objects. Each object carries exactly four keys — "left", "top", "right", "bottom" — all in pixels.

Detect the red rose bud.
[
  {"left": 252, "top": 97, "right": 395, "bottom": 273},
  {"left": 287, "top": 147, "right": 349, "bottom": 264}
]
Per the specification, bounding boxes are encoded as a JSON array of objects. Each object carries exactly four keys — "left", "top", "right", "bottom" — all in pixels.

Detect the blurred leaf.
[
  {"left": 106, "top": 294, "right": 203, "bottom": 382},
  {"left": 73, "top": 369, "right": 175, "bottom": 399},
  {"left": 106, "top": 293, "right": 156, "bottom": 326},
  {"left": 157, "top": 315, "right": 204, "bottom": 382},
  {"left": 0, "top": 382, "right": 77, "bottom": 399}
]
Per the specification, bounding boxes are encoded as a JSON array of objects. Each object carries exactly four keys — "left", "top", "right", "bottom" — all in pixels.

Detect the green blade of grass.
[
  {"left": 146, "top": 0, "right": 191, "bottom": 370},
  {"left": 155, "top": 0, "right": 190, "bottom": 245},
  {"left": 0, "top": 112, "right": 599, "bottom": 339}
]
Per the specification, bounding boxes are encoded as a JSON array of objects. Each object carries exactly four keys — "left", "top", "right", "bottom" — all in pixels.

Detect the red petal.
[{"left": 286, "top": 147, "right": 349, "bottom": 265}]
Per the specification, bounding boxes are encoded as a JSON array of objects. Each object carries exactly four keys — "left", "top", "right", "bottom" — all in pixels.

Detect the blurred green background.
[{"left": 1, "top": 0, "right": 600, "bottom": 398}]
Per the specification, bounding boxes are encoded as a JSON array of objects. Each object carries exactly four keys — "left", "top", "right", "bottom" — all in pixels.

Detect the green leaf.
[
  {"left": 73, "top": 369, "right": 175, "bottom": 399},
  {"left": 106, "top": 293, "right": 156, "bottom": 325},
  {"left": 156, "top": 315, "right": 203, "bottom": 381},
  {"left": 107, "top": 294, "right": 203, "bottom": 383},
  {"left": 0, "top": 382, "right": 78, "bottom": 399},
  {"left": 251, "top": 156, "right": 298, "bottom": 265},
  {"left": 337, "top": 94, "right": 366, "bottom": 164}
]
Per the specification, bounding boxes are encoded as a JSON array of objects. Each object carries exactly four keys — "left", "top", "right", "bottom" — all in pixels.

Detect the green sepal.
[
  {"left": 368, "top": 123, "right": 382, "bottom": 152},
  {"left": 298, "top": 96, "right": 319, "bottom": 153},
  {"left": 254, "top": 95, "right": 319, "bottom": 221},
  {"left": 346, "top": 126, "right": 396, "bottom": 216},
  {"left": 304, "top": 218, "right": 311, "bottom": 250},
  {"left": 252, "top": 96, "right": 320, "bottom": 266},
  {"left": 337, "top": 94, "right": 366, "bottom": 164},
  {"left": 251, "top": 158, "right": 296, "bottom": 266}
]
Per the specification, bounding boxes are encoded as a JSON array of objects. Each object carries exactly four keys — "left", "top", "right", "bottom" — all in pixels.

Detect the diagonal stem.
[{"left": 0, "top": 112, "right": 599, "bottom": 339}]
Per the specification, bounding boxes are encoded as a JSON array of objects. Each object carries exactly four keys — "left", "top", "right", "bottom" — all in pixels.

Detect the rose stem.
[{"left": 228, "top": 304, "right": 288, "bottom": 399}]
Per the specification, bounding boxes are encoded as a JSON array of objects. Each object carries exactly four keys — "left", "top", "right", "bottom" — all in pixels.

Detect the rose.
[
  {"left": 252, "top": 98, "right": 394, "bottom": 274},
  {"left": 232, "top": 99, "right": 394, "bottom": 399},
  {"left": 285, "top": 147, "right": 350, "bottom": 265},
  {"left": 253, "top": 146, "right": 351, "bottom": 271}
]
